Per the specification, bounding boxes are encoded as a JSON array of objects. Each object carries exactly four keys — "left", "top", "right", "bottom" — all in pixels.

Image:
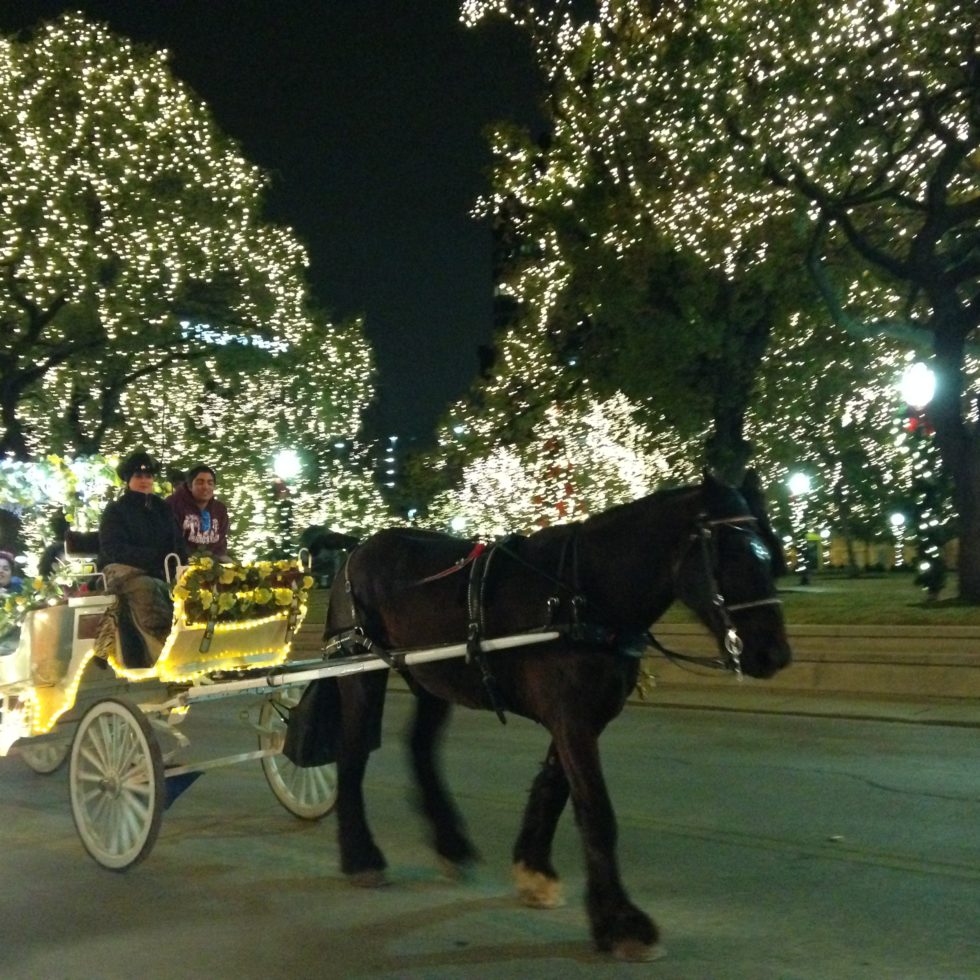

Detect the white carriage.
[{"left": 0, "top": 552, "right": 339, "bottom": 870}]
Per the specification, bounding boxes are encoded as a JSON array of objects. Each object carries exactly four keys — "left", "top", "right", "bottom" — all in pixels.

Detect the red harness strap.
[{"left": 415, "top": 541, "right": 487, "bottom": 585}]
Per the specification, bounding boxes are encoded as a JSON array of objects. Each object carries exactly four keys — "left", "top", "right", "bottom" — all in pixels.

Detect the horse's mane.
[{"left": 576, "top": 483, "right": 703, "bottom": 534}]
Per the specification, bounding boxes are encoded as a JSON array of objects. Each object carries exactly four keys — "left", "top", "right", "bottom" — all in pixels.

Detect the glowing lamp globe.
[
  {"left": 900, "top": 363, "right": 935, "bottom": 408},
  {"left": 787, "top": 473, "right": 811, "bottom": 496},
  {"left": 272, "top": 449, "right": 302, "bottom": 482}
]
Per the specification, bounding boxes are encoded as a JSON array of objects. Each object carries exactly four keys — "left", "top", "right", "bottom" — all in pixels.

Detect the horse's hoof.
[
  {"left": 347, "top": 869, "right": 389, "bottom": 888},
  {"left": 438, "top": 856, "right": 479, "bottom": 883},
  {"left": 513, "top": 861, "right": 565, "bottom": 909},
  {"left": 612, "top": 940, "right": 664, "bottom": 963}
]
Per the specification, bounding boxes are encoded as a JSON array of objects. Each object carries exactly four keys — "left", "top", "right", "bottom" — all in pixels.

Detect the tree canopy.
[
  {"left": 1, "top": 13, "right": 390, "bottom": 550},
  {"left": 437, "top": 0, "right": 975, "bottom": 591},
  {"left": 0, "top": 13, "right": 313, "bottom": 458}
]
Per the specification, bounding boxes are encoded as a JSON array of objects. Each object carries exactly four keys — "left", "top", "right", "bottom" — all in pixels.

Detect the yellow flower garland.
[{"left": 175, "top": 557, "right": 313, "bottom": 626}]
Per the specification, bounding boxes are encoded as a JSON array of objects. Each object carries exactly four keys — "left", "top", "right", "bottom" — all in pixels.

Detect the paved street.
[{"left": 1, "top": 690, "right": 978, "bottom": 979}]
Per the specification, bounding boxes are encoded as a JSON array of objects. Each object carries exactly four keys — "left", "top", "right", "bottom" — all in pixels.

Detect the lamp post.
[
  {"left": 889, "top": 512, "right": 907, "bottom": 569},
  {"left": 271, "top": 449, "right": 302, "bottom": 558},
  {"left": 897, "top": 361, "right": 946, "bottom": 598},
  {"left": 787, "top": 472, "right": 812, "bottom": 585}
]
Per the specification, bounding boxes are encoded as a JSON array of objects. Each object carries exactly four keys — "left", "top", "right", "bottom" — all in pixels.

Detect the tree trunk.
[
  {"left": 929, "top": 322, "right": 980, "bottom": 601},
  {"left": 949, "top": 451, "right": 980, "bottom": 601},
  {"left": 704, "top": 297, "right": 774, "bottom": 484},
  {"left": 0, "top": 378, "right": 30, "bottom": 460}
]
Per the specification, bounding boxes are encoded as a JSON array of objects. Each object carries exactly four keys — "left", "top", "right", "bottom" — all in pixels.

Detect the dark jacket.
[
  {"left": 99, "top": 489, "right": 187, "bottom": 578},
  {"left": 165, "top": 483, "right": 230, "bottom": 558}
]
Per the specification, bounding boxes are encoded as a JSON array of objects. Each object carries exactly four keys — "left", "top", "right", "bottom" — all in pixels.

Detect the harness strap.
[
  {"left": 337, "top": 551, "right": 400, "bottom": 670},
  {"left": 644, "top": 629, "right": 730, "bottom": 673},
  {"left": 466, "top": 544, "right": 508, "bottom": 724},
  {"left": 416, "top": 542, "right": 487, "bottom": 585}
]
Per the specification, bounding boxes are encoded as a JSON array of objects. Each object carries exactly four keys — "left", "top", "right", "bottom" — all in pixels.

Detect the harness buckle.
[
  {"left": 724, "top": 628, "right": 744, "bottom": 680},
  {"left": 544, "top": 596, "right": 560, "bottom": 625}
]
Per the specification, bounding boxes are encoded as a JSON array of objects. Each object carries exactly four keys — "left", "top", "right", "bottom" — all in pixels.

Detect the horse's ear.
[
  {"left": 740, "top": 469, "right": 763, "bottom": 511},
  {"left": 740, "top": 470, "right": 788, "bottom": 577},
  {"left": 701, "top": 468, "right": 722, "bottom": 488}
]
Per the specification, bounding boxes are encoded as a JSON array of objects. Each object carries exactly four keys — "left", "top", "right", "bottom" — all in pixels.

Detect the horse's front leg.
[
  {"left": 555, "top": 728, "right": 659, "bottom": 961},
  {"left": 512, "top": 741, "right": 569, "bottom": 909},
  {"left": 336, "top": 671, "right": 390, "bottom": 885},
  {"left": 408, "top": 686, "right": 479, "bottom": 872}
]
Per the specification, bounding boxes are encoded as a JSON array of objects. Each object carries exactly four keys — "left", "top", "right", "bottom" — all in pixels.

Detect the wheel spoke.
[
  {"left": 89, "top": 721, "right": 112, "bottom": 772},
  {"left": 100, "top": 717, "right": 117, "bottom": 771},
  {"left": 116, "top": 732, "right": 140, "bottom": 776},
  {"left": 259, "top": 692, "right": 337, "bottom": 820}
]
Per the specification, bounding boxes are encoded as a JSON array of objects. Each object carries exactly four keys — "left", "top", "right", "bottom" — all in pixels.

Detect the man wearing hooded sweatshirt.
[
  {"left": 166, "top": 464, "right": 231, "bottom": 561},
  {"left": 99, "top": 450, "right": 186, "bottom": 665}
]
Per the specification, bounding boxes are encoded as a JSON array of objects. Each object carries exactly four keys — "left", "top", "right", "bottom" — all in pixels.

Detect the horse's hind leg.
[
  {"left": 336, "top": 671, "right": 390, "bottom": 885},
  {"left": 408, "top": 687, "right": 479, "bottom": 872},
  {"left": 512, "top": 741, "right": 568, "bottom": 909},
  {"left": 555, "top": 729, "right": 659, "bottom": 961}
]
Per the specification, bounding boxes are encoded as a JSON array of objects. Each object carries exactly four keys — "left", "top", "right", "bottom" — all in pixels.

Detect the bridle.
[{"left": 648, "top": 512, "right": 783, "bottom": 678}]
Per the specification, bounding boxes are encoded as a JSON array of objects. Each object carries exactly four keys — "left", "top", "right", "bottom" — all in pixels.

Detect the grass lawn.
[{"left": 661, "top": 570, "right": 980, "bottom": 627}]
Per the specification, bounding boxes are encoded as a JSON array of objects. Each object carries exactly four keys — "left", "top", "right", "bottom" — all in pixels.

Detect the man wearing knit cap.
[{"left": 98, "top": 450, "right": 186, "bottom": 666}]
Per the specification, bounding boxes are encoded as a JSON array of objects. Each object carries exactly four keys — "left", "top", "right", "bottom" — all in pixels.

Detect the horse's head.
[{"left": 674, "top": 472, "right": 792, "bottom": 679}]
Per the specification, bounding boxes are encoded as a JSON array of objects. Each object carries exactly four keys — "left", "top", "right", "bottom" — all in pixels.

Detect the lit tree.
[
  {"left": 463, "top": 1, "right": 980, "bottom": 597},
  {"left": 464, "top": 0, "right": 818, "bottom": 482},
  {"left": 1, "top": 14, "right": 391, "bottom": 552},
  {"left": 0, "top": 14, "right": 310, "bottom": 458},
  {"left": 115, "top": 312, "right": 389, "bottom": 557},
  {"left": 710, "top": 0, "right": 980, "bottom": 598},
  {"left": 750, "top": 315, "right": 919, "bottom": 571},
  {"left": 427, "top": 391, "right": 695, "bottom": 535}
]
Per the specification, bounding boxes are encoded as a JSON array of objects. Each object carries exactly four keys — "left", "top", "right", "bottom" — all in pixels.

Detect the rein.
[{"left": 414, "top": 542, "right": 487, "bottom": 585}]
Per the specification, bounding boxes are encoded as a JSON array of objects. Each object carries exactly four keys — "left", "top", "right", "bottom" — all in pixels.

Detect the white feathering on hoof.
[{"left": 513, "top": 861, "right": 565, "bottom": 908}]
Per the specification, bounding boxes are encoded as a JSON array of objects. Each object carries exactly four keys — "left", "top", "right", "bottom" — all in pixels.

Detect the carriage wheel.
[
  {"left": 20, "top": 738, "right": 70, "bottom": 774},
  {"left": 69, "top": 698, "right": 164, "bottom": 871},
  {"left": 259, "top": 687, "right": 337, "bottom": 821}
]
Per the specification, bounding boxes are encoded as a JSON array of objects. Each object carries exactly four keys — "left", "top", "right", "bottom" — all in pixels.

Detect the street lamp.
[
  {"left": 900, "top": 361, "right": 935, "bottom": 409},
  {"left": 272, "top": 449, "right": 302, "bottom": 482},
  {"left": 897, "top": 361, "right": 946, "bottom": 598},
  {"left": 787, "top": 472, "right": 812, "bottom": 585}
]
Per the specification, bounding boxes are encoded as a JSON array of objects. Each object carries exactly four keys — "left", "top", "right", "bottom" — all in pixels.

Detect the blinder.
[{"left": 680, "top": 513, "right": 783, "bottom": 678}]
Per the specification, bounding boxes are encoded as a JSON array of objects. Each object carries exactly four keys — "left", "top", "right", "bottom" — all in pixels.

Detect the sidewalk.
[
  {"left": 632, "top": 683, "right": 980, "bottom": 727},
  {"left": 297, "top": 597, "right": 980, "bottom": 727}
]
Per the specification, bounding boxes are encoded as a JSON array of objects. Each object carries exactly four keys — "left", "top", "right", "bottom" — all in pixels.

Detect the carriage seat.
[
  {"left": 64, "top": 530, "right": 100, "bottom": 562},
  {"left": 58, "top": 529, "right": 105, "bottom": 594}
]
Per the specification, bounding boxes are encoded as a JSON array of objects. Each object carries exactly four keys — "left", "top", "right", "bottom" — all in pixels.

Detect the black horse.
[{"left": 313, "top": 473, "right": 791, "bottom": 960}]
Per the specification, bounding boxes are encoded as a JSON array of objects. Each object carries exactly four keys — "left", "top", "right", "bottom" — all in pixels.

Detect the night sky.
[{"left": 0, "top": 1, "right": 542, "bottom": 444}]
